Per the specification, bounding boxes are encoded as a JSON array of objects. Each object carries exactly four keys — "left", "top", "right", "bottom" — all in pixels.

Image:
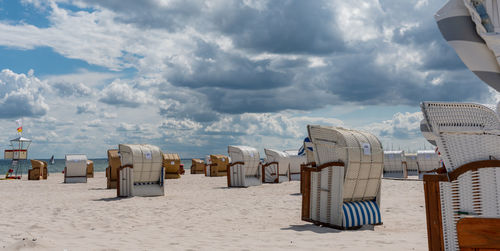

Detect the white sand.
[{"left": 0, "top": 172, "right": 427, "bottom": 250}]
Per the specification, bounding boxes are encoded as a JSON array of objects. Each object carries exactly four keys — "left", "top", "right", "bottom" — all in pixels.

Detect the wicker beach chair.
[
  {"left": 106, "top": 149, "right": 120, "bottom": 189},
  {"left": 28, "top": 159, "right": 48, "bottom": 180},
  {"left": 207, "top": 155, "right": 228, "bottom": 177},
  {"left": 227, "top": 146, "right": 262, "bottom": 187},
  {"left": 86, "top": 160, "right": 94, "bottom": 178},
  {"left": 163, "top": 153, "right": 181, "bottom": 179},
  {"left": 405, "top": 153, "right": 418, "bottom": 176},
  {"left": 64, "top": 154, "right": 88, "bottom": 183},
  {"left": 190, "top": 159, "right": 205, "bottom": 174},
  {"left": 284, "top": 150, "right": 306, "bottom": 181},
  {"left": 416, "top": 150, "right": 441, "bottom": 179},
  {"left": 117, "top": 144, "right": 164, "bottom": 197},
  {"left": 263, "top": 149, "right": 290, "bottom": 183},
  {"left": 420, "top": 101, "right": 500, "bottom": 251},
  {"left": 383, "top": 150, "right": 407, "bottom": 178},
  {"left": 301, "top": 125, "right": 383, "bottom": 229}
]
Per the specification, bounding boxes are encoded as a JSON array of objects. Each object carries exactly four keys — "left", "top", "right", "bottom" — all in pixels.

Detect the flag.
[{"left": 15, "top": 119, "right": 22, "bottom": 133}]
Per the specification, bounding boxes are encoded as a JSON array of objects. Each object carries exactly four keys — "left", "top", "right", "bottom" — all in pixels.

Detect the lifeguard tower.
[{"left": 4, "top": 136, "right": 31, "bottom": 179}]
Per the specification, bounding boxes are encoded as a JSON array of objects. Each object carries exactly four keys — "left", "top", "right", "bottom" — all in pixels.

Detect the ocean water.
[{"left": 0, "top": 159, "right": 194, "bottom": 176}]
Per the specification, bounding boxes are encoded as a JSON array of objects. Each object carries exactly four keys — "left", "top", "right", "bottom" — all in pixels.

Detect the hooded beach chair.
[
  {"left": 86, "top": 160, "right": 94, "bottom": 178},
  {"left": 163, "top": 153, "right": 181, "bottom": 179},
  {"left": 106, "top": 149, "right": 121, "bottom": 189},
  {"left": 207, "top": 154, "right": 228, "bottom": 177},
  {"left": 301, "top": 125, "right": 383, "bottom": 229},
  {"left": 383, "top": 150, "right": 407, "bottom": 178},
  {"left": 190, "top": 159, "right": 205, "bottom": 174},
  {"left": 416, "top": 150, "right": 441, "bottom": 179},
  {"left": 227, "top": 146, "right": 262, "bottom": 187},
  {"left": 405, "top": 153, "right": 418, "bottom": 176},
  {"left": 117, "top": 144, "right": 164, "bottom": 197},
  {"left": 420, "top": 102, "right": 500, "bottom": 251},
  {"left": 286, "top": 150, "right": 307, "bottom": 181},
  {"left": 263, "top": 149, "right": 290, "bottom": 183},
  {"left": 28, "top": 159, "right": 48, "bottom": 180},
  {"left": 64, "top": 154, "right": 88, "bottom": 183}
]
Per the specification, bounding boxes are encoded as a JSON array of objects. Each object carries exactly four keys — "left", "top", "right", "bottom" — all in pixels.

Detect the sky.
[{"left": 0, "top": 0, "right": 496, "bottom": 159}]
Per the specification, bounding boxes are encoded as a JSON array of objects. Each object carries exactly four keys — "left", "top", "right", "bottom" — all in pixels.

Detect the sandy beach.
[{"left": 0, "top": 173, "right": 427, "bottom": 251}]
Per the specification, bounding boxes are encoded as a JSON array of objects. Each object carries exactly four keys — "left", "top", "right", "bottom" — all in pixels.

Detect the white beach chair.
[
  {"left": 301, "top": 125, "right": 383, "bottom": 229},
  {"left": 405, "top": 153, "right": 418, "bottom": 176},
  {"left": 263, "top": 149, "right": 290, "bottom": 183},
  {"left": 117, "top": 144, "right": 164, "bottom": 197},
  {"left": 64, "top": 154, "right": 88, "bottom": 183},
  {"left": 420, "top": 102, "right": 500, "bottom": 251},
  {"left": 286, "top": 151, "right": 306, "bottom": 181},
  {"left": 227, "top": 146, "right": 262, "bottom": 187},
  {"left": 383, "top": 150, "right": 407, "bottom": 178},
  {"left": 416, "top": 150, "right": 441, "bottom": 179}
]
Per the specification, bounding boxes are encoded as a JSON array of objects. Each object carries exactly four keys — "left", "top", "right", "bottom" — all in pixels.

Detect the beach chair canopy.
[
  {"left": 65, "top": 154, "right": 87, "bottom": 177},
  {"left": 264, "top": 149, "right": 290, "bottom": 175},
  {"left": 119, "top": 144, "right": 163, "bottom": 183},
  {"left": 435, "top": 0, "right": 500, "bottom": 91},
  {"left": 228, "top": 146, "right": 260, "bottom": 176},
  {"left": 383, "top": 150, "right": 405, "bottom": 172},
  {"left": 307, "top": 125, "right": 383, "bottom": 202}
]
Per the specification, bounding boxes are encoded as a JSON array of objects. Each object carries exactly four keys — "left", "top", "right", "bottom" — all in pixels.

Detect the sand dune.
[{"left": 0, "top": 172, "right": 427, "bottom": 250}]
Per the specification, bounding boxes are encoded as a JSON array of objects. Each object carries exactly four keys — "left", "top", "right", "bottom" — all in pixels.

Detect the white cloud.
[{"left": 99, "top": 79, "right": 149, "bottom": 108}]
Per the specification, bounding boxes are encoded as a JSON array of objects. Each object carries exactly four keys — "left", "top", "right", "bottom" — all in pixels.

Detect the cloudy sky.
[{"left": 0, "top": 0, "right": 495, "bottom": 158}]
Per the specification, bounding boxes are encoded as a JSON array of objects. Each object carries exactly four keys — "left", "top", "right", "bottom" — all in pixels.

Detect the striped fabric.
[
  {"left": 342, "top": 200, "right": 381, "bottom": 228},
  {"left": 298, "top": 137, "right": 313, "bottom": 156},
  {"left": 435, "top": 0, "right": 500, "bottom": 91}
]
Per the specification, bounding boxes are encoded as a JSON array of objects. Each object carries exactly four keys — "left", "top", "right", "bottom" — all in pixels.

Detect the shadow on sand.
[
  {"left": 281, "top": 224, "right": 374, "bottom": 234},
  {"left": 92, "top": 197, "right": 130, "bottom": 202}
]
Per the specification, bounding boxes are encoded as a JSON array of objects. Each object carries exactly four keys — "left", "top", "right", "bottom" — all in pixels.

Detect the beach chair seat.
[
  {"left": 163, "top": 153, "right": 181, "bottom": 179},
  {"left": 420, "top": 101, "right": 500, "bottom": 251},
  {"left": 190, "top": 159, "right": 205, "bottom": 174},
  {"left": 117, "top": 144, "right": 164, "bottom": 197},
  {"left": 106, "top": 149, "right": 121, "bottom": 189},
  {"left": 208, "top": 155, "right": 228, "bottom": 177},
  {"left": 64, "top": 154, "right": 88, "bottom": 183},
  {"left": 227, "top": 146, "right": 262, "bottom": 187},
  {"left": 86, "top": 160, "right": 94, "bottom": 178},
  {"left": 383, "top": 150, "right": 407, "bottom": 178},
  {"left": 301, "top": 125, "right": 383, "bottom": 229}
]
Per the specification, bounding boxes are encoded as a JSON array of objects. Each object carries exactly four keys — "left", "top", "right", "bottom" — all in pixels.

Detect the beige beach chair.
[
  {"left": 190, "top": 159, "right": 205, "bottom": 174},
  {"left": 163, "top": 153, "right": 181, "bottom": 179},
  {"left": 420, "top": 101, "right": 500, "bottom": 251},
  {"left": 64, "top": 154, "right": 88, "bottom": 183},
  {"left": 86, "top": 160, "right": 94, "bottom": 178},
  {"left": 208, "top": 154, "right": 228, "bottom": 177},
  {"left": 227, "top": 146, "right": 262, "bottom": 187},
  {"left": 28, "top": 159, "right": 48, "bottom": 180},
  {"left": 106, "top": 149, "right": 120, "bottom": 189},
  {"left": 284, "top": 150, "right": 306, "bottom": 181},
  {"left": 383, "top": 150, "right": 407, "bottom": 178},
  {"left": 301, "top": 125, "right": 383, "bottom": 229},
  {"left": 117, "top": 144, "right": 164, "bottom": 197}
]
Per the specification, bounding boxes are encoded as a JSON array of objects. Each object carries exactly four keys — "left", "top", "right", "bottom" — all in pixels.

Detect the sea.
[{"left": 0, "top": 158, "right": 194, "bottom": 176}]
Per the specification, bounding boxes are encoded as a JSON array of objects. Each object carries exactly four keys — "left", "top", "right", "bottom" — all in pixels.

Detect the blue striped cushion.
[{"left": 342, "top": 200, "right": 381, "bottom": 228}]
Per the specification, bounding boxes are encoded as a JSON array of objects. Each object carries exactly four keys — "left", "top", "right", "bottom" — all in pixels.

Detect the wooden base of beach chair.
[
  {"left": 457, "top": 218, "right": 500, "bottom": 251},
  {"left": 423, "top": 160, "right": 500, "bottom": 251}
]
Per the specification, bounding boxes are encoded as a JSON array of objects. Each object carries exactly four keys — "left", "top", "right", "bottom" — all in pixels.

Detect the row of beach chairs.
[{"left": 383, "top": 150, "right": 441, "bottom": 179}]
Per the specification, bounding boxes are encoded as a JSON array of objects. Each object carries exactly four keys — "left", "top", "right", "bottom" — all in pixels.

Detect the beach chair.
[
  {"left": 416, "top": 150, "right": 441, "bottom": 179},
  {"left": 117, "top": 144, "right": 164, "bottom": 197},
  {"left": 106, "top": 149, "right": 120, "bottom": 189},
  {"left": 284, "top": 150, "right": 307, "bottom": 181},
  {"left": 301, "top": 125, "right": 383, "bottom": 229},
  {"left": 208, "top": 155, "right": 228, "bottom": 177},
  {"left": 28, "top": 159, "right": 48, "bottom": 180},
  {"left": 86, "top": 160, "right": 94, "bottom": 178},
  {"left": 227, "top": 146, "right": 262, "bottom": 187},
  {"left": 190, "top": 159, "right": 205, "bottom": 174},
  {"left": 383, "top": 150, "right": 407, "bottom": 178},
  {"left": 405, "top": 153, "right": 418, "bottom": 176},
  {"left": 64, "top": 154, "right": 88, "bottom": 183},
  {"left": 263, "top": 149, "right": 289, "bottom": 183},
  {"left": 420, "top": 101, "right": 500, "bottom": 251},
  {"left": 163, "top": 153, "right": 181, "bottom": 179}
]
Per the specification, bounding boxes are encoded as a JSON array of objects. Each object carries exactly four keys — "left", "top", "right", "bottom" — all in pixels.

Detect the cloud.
[
  {"left": 99, "top": 79, "right": 148, "bottom": 108},
  {"left": 76, "top": 102, "right": 96, "bottom": 114},
  {"left": 366, "top": 111, "right": 423, "bottom": 140},
  {"left": 53, "top": 81, "right": 92, "bottom": 97},
  {"left": 0, "top": 69, "right": 49, "bottom": 118}
]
